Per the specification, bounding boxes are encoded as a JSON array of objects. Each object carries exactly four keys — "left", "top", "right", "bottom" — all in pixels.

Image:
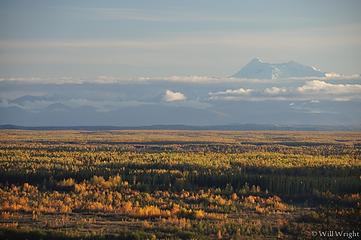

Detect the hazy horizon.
[{"left": 1, "top": 0, "right": 360, "bottom": 126}]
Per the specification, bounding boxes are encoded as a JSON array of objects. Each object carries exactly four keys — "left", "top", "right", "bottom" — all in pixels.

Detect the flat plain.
[{"left": 0, "top": 130, "right": 360, "bottom": 239}]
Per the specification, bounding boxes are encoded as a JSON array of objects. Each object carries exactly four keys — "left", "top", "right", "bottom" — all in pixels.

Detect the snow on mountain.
[{"left": 232, "top": 58, "right": 326, "bottom": 79}]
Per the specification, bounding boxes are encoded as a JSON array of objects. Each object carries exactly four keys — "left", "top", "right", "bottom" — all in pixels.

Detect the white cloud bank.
[
  {"left": 163, "top": 90, "right": 187, "bottom": 102},
  {"left": 1, "top": 73, "right": 360, "bottom": 85},
  {"left": 209, "top": 88, "right": 252, "bottom": 100},
  {"left": 208, "top": 80, "right": 361, "bottom": 101},
  {"left": 264, "top": 87, "right": 287, "bottom": 95},
  {"left": 297, "top": 80, "right": 361, "bottom": 95}
]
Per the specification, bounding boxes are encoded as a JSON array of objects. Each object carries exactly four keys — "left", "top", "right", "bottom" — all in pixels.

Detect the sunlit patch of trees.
[{"left": 0, "top": 130, "right": 360, "bottom": 239}]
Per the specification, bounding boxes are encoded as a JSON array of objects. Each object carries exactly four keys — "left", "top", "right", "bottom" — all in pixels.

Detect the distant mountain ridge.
[{"left": 232, "top": 58, "right": 326, "bottom": 79}]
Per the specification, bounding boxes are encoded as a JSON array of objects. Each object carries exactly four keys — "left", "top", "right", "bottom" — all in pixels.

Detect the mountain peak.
[
  {"left": 232, "top": 58, "right": 325, "bottom": 79},
  {"left": 250, "top": 57, "right": 263, "bottom": 63}
]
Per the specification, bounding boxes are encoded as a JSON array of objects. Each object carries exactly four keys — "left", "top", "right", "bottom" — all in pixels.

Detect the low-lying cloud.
[
  {"left": 264, "top": 87, "right": 287, "bottom": 95},
  {"left": 208, "top": 80, "right": 361, "bottom": 101},
  {"left": 1, "top": 77, "right": 360, "bottom": 126},
  {"left": 1, "top": 74, "right": 361, "bottom": 85},
  {"left": 297, "top": 80, "right": 361, "bottom": 95},
  {"left": 209, "top": 88, "right": 252, "bottom": 100},
  {"left": 1, "top": 78, "right": 361, "bottom": 114},
  {"left": 163, "top": 90, "right": 187, "bottom": 102}
]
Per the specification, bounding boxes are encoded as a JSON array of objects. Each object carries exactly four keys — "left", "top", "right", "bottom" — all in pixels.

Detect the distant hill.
[
  {"left": 1, "top": 124, "right": 360, "bottom": 131},
  {"left": 232, "top": 58, "right": 326, "bottom": 79}
]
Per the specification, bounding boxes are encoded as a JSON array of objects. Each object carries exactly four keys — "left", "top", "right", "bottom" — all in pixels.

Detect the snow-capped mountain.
[{"left": 232, "top": 58, "right": 326, "bottom": 79}]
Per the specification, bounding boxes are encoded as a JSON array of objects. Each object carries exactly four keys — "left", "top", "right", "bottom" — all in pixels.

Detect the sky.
[
  {"left": 0, "top": 0, "right": 361, "bottom": 126},
  {"left": 0, "top": 0, "right": 361, "bottom": 78}
]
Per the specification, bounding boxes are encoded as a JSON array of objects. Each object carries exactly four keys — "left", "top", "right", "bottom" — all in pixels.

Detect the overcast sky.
[{"left": 1, "top": 0, "right": 361, "bottom": 78}]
